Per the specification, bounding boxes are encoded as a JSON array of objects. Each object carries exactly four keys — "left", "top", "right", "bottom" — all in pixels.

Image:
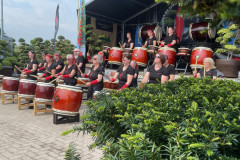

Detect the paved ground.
[{"left": 0, "top": 95, "right": 103, "bottom": 160}]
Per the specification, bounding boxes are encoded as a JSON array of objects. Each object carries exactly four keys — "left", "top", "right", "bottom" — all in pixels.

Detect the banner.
[
  {"left": 53, "top": 4, "right": 59, "bottom": 53},
  {"left": 135, "top": 25, "right": 142, "bottom": 47},
  {"left": 77, "top": 0, "right": 86, "bottom": 56}
]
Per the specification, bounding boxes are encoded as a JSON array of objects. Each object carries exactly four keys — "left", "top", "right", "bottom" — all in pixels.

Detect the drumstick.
[
  {"left": 77, "top": 66, "right": 83, "bottom": 75},
  {"left": 195, "top": 55, "right": 199, "bottom": 71},
  {"left": 30, "top": 74, "right": 39, "bottom": 79},
  {"left": 45, "top": 70, "right": 52, "bottom": 75},
  {"left": 102, "top": 72, "right": 110, "bottom": 80},
  {"left": 50, "top": 78, "right": 57, "bottom": 84},
  {"left": 75, "top": 77, "right": 86, "bottom": 84},
  {"left": 119, "top": 42, "right": 122, "bottom": 48},
  {"left": 15, "top": 65, "right": 22, "bottom": 72}
]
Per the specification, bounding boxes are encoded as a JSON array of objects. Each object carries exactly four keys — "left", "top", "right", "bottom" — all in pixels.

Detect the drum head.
[
  {"left": 57, "top": 84, "right": 82, "bottom": 92},
  {"left": 37, "top": 82, "right": 55, "bottom": 87},
  {"left": 3, "top": 77, "right": 19, "bottom": 81},
  {"left": 193, "top": 47, "right": 213, "bottom": 52},
  {"left": 208, "top": 23, "right": 216, "bottom": 39},
  {"left": 133, "top": 47, "right": 148, "bottom": 51},
  {"left": 154, "top": 26, "right": 163, "bottom": 41},
  {"left": 159, "top": 47, "right": 176, "bottom": 52},
  {"left": 20, "top": 79, "right": 37, "bottom": 84},
  {"left": 111, "top": 47, "right": 123, "bottom": 51}
]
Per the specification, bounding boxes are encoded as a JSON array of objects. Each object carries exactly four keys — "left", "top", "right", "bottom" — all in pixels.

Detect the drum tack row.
[{"left": 106, "top": 46, "right": 213, "bottom": 69}]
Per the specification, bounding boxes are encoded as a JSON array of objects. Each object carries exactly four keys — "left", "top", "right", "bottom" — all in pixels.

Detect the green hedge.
[{"left": 68, "top": 77, "right": 240, "bottom": 159}]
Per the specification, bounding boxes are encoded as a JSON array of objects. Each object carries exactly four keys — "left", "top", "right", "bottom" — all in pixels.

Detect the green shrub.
[{"left": 66, "top": 77, "right": 240, "bottom": 159}]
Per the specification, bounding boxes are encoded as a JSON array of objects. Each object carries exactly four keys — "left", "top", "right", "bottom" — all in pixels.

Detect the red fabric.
[
  {"left": 45, "top": 76, "right": 52, "bottom": 80},
  {"left": 23, "top": 68, "right": 28, "bottom": 71},
  {"left": 90, "top": 80, "right": 98, "bottom": 85},
  {"left": 193, "top": 75, "right": 197, "bottom": 78},
  {"left": 120, "top": 84, "right": 128, "bottom": 90},
  {"left": 167, "top": 43, "right": 173, "bottom": 47},
  {"left": 46, "top": 55, "right": 53, "bottom": 59},
  {"left": 84, "top": 74, "right": 88, "bottom": 78},
  {"left": 26, "top": 70, "right": 32, "bottom": 74},
  {"left": 39, "top": 67, "right": 45, "bottom": 71},
  {"left": 160, "top": 44, "right": 164, "bottom": 47},
  {"left": 71, "top": 55, "right": 77, "bottom": 65},
  {"left": 87, "top": 56, "right": 91, "bottom": 61},
  {"left": 62, "top": 75, "right": 70, "bottom": 78},
  {"left": 233, "top": 57, "right": 240, "bottom": 61},
  {"left": 148, "top": 30, "right": 154, "bottom": 36},
  {"left": 111, "top": 78, "right": 115, "bottom": 82},
  {"left": 42, "top": 73, "right": 46, "bottom": 77},
  {"left": 57, "top": 72, "right": 62, "bottom": 76},
  {"left": 54, "top": 53, "right": 62, "bottom": 59}
]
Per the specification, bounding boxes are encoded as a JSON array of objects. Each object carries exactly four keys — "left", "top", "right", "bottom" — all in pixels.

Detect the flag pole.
[{"left": 77, "top": 0, "right": 80, "bottom": 49}]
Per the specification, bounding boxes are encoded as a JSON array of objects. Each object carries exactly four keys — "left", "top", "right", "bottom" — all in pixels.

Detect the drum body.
[
  {"left": 77, "top": 78, "right": 89, "bottom": 87},
  {"left": 158, "top": 47, "right": 176, "bottom": 65},
  {"left": 178, "top": 48, "right": 190, "bottom": 55},
  {"left": 139, "top": 25, "right": 163, "bottom": 41},
  {"left": 53, "top": 85, "right": 82, "bottom": 116},
  {"left": 18, "top": 79, "right": 37, "bottom": 98},
  {"left": 2, "top": 77, "right": 20, "bottom": 93},
  {"left": 148, "top": 45, "right": 158, "bottom": 53},
  {"left": 103, "top": 46, "right": 110, "bottom": 53},
  {"left": 35, "top": 82, "right": 55, "bottom": 102},
  {"left": 104, "top": 81, "right": 118, "bottom": 90},
  {"left": 190, "top": 47, "right": 213, "bottom": 68},
  {"left": 189, "top": 22, "right": 216, "bottom": 41},
  {"left": 132, "top": 47, "right": 148, "bottom": 67},
  {"left": 108, "top": 47, "right": 123, "bottom": 65}
]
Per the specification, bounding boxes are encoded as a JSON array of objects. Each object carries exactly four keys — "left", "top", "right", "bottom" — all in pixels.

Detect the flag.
[
  {"left": 77, "top": 0, "right": 86, "bottom": 56},
  {"left": 135, "top": 25, "right": 142, "bottom": 47},
  {"left": 53, "top": 4, "right": 59, "bottom": 53}
]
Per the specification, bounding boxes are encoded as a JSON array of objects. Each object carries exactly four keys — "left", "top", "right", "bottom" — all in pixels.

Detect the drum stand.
[
  {"left": 33, "top": 101, "right": 53, "bottom": 116},
  {"left": 175, "top": 54, "right": 190, "bottom": 74},
  {"left": 1, "top": 92, "right": 18, "bottom": 104},
  {"left": 53, "top": 113, "right": 80, "bottom": 125},
  {"left": 17, "top": 97, "right": 34, "bottom": 110}
]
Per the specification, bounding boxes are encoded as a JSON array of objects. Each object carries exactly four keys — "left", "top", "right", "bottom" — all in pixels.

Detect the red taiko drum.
[
  {"left": 18, "top": 79, "right": 37, "bottom": 98},
  {"left": 2, "top": 77, "right": 20, "bottom": 93},
  {"left": 53, "top": 85, "right": 82, "bottom": 116},
  {"left": 132, "top": 47, "right": 148, "bottom": 67},
  {"left": 139, "top": 25, "right": 163, "bottom": 41},
  {"left": 158, "top": 47, "right": 176, "bottom": 65},
  {"left": 35, "top": 82, "right": 55, "bottom": 102},
  {"left": 189, "top": 22, "right": 216, "bottom": 41},
  {"left": 108, "top": 47, "right": 123, "bottom": 65},
  {"left": 77, "top": 78, "right": 89, "bottom": 87},
  {"left": 104, "top": 80, "right": 118, "bottom": 90},
  {"left": 190, "top": 47, "right": 213, "bottom": 69},
  {"left": 103, "top": 46, "right": 110, "bottom": 53}
]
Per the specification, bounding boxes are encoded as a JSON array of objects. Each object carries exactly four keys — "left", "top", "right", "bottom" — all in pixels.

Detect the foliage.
[
  {"left": 64, "top": 142, "right": 81, "bottom": 160},
  {"left": 86, "top": 24, "right": 105, "bottom": 56},
  {"left": 65, "top": 77, "right": 240, "bottom": 159},
  {"left": 216, "top": 24, "right": 240, "bottom": 59},
  {"left": 155, "top": 0, "right": 240, "bottom": 25}
]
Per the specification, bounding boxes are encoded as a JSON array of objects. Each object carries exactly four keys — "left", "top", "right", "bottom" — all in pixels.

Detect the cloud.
[{"left": 3, "top": 0, "right": 78, "bottom": 44}]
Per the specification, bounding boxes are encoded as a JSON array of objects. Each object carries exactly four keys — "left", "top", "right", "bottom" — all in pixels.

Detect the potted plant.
[{"left": 215, "top": 24, "right": 240, "bottom": 78}]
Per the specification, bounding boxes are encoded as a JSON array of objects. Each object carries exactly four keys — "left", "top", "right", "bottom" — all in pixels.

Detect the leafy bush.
[{"left": 66, "top": 77, "right": 240, "bottom": 159}]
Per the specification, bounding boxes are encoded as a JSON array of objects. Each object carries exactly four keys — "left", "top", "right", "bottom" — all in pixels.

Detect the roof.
[{"left": 86, "top": 0, "right": 158, "bottom": 24}]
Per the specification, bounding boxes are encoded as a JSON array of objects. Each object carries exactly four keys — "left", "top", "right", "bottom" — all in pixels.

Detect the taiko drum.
[
  {"left": 131, "top": 47, "right": 148, "bottom": 67},
  {"left": 108, "top": 47, "right": 123, "bottom": 65},
  {"left": 158, "top": 47, "right": 176, "bottom": 65},
  {"left": 2, "top": 77, "right": 20, "bottom": 93},
  {"left": 35, "top": 82, "right": 55, "bottom": 102},
  {"left": 190, "top": 47, "right": 213, "bottom": 69},
  {"left": 18, "top": 79, "right": 37, "bottom": 98}
]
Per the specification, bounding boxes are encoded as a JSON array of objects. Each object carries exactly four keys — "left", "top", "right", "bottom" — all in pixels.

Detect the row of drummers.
[{"left": 104, "top": 45, "right": 214, "bottom": 68}]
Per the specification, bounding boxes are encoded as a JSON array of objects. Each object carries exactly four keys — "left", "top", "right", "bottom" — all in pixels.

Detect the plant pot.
[
  {"left": 216, "top": 59, "right": 240, "bottom": 78},
  {"left": 0, "top": 66, "right": 14, "bottom": 77}
]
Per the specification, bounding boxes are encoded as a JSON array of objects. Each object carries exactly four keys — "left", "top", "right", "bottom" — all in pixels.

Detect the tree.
[
  {"left": 16, "top": 38, "right": 31, "bottom": 67},
  {"left": 155, "top": 0, "right": 240, "bottom": 25}
]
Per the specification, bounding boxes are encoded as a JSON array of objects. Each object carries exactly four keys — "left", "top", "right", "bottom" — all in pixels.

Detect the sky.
[{"left": 3, "top": 0, "right": 91, "bottom": 45}]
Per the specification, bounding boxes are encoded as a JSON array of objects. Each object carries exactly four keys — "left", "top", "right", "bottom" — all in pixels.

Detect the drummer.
[
  {"left": 73, "top": 48, "right": 86, "bottom": 77},
  {"left": 55, "top": 54, "right": 77, "bottom": 86},
  {"left": 141, "top": 53, "right": 168, "bottom": 84},
  {"left": 110, "top": 54, "right": 134, "bottom": 90},
  {"left": 39, "top": 55, "right": 56, "bottom": 83},
  {"left": 122, "top": 32, "right": 134, "bottom": 49},
  {"left": 163, "top": 55, "right": 175, "bottom": 81},
  {"left": 38, "top": 52, "right": 47, "bottom": 72},
  {"left": 22, "top": 51, "right": 38, "bottom": 80},
  {"left": 193, "top": 57, "right": 217, "bottom": 79},
  {"left": 81, "top": 54, "right": 104, "bottom": 99},
  {"left": 129, "top": 60, "right": 139, "bottom": 88},
  {"left": 53, "top": 53, "right": 64, "bottom": 74},
  {"left": 143, "top": 30, "right": 157, "bottom": 47},
  {"left": 159, "top": 27, "right": 177, "bottom": 51},
  {"left": 86, "top": 51, "right": 107, "bottom": 68}
]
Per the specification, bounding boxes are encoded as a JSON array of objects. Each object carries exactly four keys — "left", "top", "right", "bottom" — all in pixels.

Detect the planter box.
[
  {"left": 216, "top": 59, "right": 240, "bottom": 78},
  {"left": 0, "top": 66, "right": 14, "bottom": 77}
]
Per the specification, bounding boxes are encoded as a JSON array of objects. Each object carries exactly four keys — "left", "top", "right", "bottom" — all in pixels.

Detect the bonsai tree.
[
  {"left": 215, "top": 24, "right": 240, "bottom": 59},
  {"left": 86, "top": 24, "right": 105, "bottom": 56}
]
